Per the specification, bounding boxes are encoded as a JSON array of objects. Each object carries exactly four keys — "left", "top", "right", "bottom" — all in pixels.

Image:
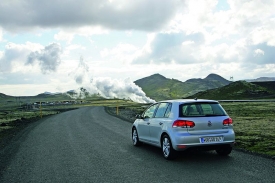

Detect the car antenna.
[{"left": 194, "top": 97, "right": 197, "bottom": 100}]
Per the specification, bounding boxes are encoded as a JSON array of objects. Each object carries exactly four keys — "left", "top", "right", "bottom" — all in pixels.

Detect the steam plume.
[
  {"left": 70, "top": 56, "right": 155, "bottom": 103},
  {"left": 73, "top": 56, "right": 89, "bottom": 84}
]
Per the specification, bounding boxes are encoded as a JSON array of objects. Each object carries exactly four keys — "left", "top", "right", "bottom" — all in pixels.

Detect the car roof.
[{"left": 158, "top": 99, "right": 218, "bottom": 104}]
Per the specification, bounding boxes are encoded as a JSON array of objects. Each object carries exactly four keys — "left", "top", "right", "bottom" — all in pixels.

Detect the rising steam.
[
  {"left": 69, "top": 57, "right": 155, "bottom": 103},
  {"left": 73, "top": 56, "right": 89, "bottom": 84}
]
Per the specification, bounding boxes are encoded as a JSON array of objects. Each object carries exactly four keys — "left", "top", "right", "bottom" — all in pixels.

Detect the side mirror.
[{"left": 135, "top": 114, "right": 142, "bottom": 119}]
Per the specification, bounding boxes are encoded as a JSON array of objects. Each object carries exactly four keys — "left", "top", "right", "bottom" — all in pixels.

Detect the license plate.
[{"left": 200, "top": 136, "right": 223, "bottom": 143}]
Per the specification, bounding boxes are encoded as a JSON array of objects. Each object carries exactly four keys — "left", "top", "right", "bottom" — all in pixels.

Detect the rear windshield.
[{"left": 179, "top": 102, "right": 227, "bottom": 117}]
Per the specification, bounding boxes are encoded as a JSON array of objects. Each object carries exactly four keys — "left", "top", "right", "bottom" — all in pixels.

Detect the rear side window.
[
  {"left": 143, "top": 104, "right": 159, "bottom": 118},
  {"left": 155, "top": 103, "right": 171, "bottom": 118},
  {"left": 179, "top": 102, "right": 227, "bottom": 117}
]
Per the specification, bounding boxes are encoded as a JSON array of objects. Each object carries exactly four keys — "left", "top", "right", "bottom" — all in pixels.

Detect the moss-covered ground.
[{"left": 221, "top": 102, "right": 275, "bottom": 156}]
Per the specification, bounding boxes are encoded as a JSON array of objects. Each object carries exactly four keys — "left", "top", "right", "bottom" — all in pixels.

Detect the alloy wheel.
[
  {"left": 132, "top": 129, "right": 138, "bottom": 145},
  {"left": 162, "top": 137, "right": 170, "bottom": 158}
]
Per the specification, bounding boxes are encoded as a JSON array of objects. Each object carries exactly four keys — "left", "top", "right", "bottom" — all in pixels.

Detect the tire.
[
  {"left": 132, "top": 127, "right": 141, "bottom": 146},
  {"left": 216, "top": 145, "right": 232, "bottom": 156},
  {"left": 161, "top": 134, "right": 176, "bottom": 160}
]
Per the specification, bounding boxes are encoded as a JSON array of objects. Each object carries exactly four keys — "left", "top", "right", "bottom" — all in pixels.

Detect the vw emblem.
[{"left": 208, "top": 121, "right": 212, "bottom": 127}]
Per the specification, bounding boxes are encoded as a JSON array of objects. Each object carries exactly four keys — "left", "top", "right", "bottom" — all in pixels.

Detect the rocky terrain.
[{"left": 105, "top": 107, "right": 139, "bottom": 123}]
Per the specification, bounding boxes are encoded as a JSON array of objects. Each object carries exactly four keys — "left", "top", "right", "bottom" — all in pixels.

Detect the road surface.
[{"left": 0, "top": 107, "right": 274, "bottom": 182}]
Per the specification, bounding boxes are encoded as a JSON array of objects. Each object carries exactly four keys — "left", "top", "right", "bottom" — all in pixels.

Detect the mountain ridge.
[
  {"left": 1, "top": 74, "right": 274, "bottom": 101},
  {"left": 187, "top": 80, "right": 275, "bottom": 100},
  {"left": 246, "top": 77, "right": 275, "bottom": 82},
  {"left": 134, "top": 73, "right": 231, "bottom": 101}
]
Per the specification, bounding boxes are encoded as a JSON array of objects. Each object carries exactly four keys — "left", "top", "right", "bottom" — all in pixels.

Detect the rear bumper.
[{"left": 170, "top": 131, "right": 235, "bottom": 151}]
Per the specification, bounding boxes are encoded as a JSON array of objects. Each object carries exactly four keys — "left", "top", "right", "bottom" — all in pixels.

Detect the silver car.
[{"left": 132, "top": 99, "right": 235, "bottom": 160}]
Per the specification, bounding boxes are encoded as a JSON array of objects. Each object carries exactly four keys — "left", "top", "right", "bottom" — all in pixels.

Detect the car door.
[
  {"left": 137, "top": 103, "right": 159, "bottom": 142},
  {"left": 149, "top": 103, "right": 172, "bottom": 146}
]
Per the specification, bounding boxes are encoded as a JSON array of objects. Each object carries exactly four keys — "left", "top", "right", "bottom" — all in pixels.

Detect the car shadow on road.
[{"left": 134, "top": 143, "right": 233, "bottom": 164}]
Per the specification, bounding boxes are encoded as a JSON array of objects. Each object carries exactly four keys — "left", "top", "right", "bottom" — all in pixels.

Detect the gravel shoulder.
[{"left": 105, "top": 106, "right": 137, "bottom": 123}]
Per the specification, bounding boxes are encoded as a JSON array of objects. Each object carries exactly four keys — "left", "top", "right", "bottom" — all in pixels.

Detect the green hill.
[
  {"left": 0, "top": 88, "right": 104, "bottom": 105},
  {"left": 252, "top": 81, "right": 275, "bottom": 93},
  {"left": 0, "top": 93, "right": 14, "bottom": 100},
  {"left": 187, "top": 81, "right": 275, "bottom": 100},
  {"left": 134, "top": 73, "right": 231, "bottom": 101}
]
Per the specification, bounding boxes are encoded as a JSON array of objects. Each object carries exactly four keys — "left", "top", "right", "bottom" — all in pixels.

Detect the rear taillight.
[
  {"left": 223, "top": 118, "right": 233, "bottom": 125},
  {"left": 172, "top": 120, "right": 195, "bottom": 128}
]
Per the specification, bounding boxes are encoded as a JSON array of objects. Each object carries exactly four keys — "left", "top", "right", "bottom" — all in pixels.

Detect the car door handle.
[
  {"left": 159, "top": 122, "right": 163, "bottom": 125},
  {"left": 147, "top": 122, "right": 150, "bottom": 125}
]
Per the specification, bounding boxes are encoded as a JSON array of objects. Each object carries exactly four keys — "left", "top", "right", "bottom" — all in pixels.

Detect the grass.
[{"left": 220, "top": 102, "right": 275, "bottom": 156}]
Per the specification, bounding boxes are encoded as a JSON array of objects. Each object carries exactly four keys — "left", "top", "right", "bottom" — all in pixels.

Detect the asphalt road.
[{"left": 0, "top": 107, "right": 274, "bottom": 183}]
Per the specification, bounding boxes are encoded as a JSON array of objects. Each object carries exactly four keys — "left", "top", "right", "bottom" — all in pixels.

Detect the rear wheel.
[
  {"left": 216, "top": 145, "right": 232, "bottom": 156},
  {"left": 162, "top": 135, "right": 176, "bottom": 160},
  {"left": 132, "top": 128, "right": 141, "bottom": 146}
]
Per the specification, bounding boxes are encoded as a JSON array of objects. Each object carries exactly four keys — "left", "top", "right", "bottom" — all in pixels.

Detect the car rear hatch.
[
  {"left": 185, "top": 116, "right": 229, "bottom": 135},
  {"left": 178, "top": 102, "right": 230, "bottom": 135}
]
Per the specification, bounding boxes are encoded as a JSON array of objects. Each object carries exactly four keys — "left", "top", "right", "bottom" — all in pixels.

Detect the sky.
[{"left": 0, "top": 0, "right": 275, "bottom": 101}]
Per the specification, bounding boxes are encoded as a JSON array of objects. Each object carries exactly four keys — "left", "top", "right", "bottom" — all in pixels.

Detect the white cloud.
[
  {"left": 54, "top": 27, "right": 107, "bottom": 52},
  {"left": 0, "top": 42, "right": 43, "bottom": 73},
  {"left": 1, "top": 0, "right": 275, "bottom": 98},
  {"left": 0, "top": 28, "right": 3, "bottom": 41},
  {"left": 26, "top": 43, "right": 62, "bottom": 74},
  {"left": 63, "top": 44, "right": 86, "bottom": 57},
  {"left": 0, "top": 0, "right": 181, "bottom": 32},
  {"left": 0, "top": 84, "right": 55, "bottom": 96},
  {"left": 165, "top": 0, "right": 275, "bottom": 45},
  {"left": 182, "top": 41, "right": 195, "bottom": 45},
  {"left": 139, "top": 33, "right": 156, "bottom": 54},
  {"left": 254, "top": 49, "right": 264, "bottom": 56},
  {"left": 125, "top": 31, "right": 132, "bottom": 37},
  {"left": 132, "top": 0, "right": 275, "bottom": 68},
  {"left": 54, "top": 31, "right": 74, "bottom": 43},
  {"left": 133, "top": 32, "right": 205, "bottom": 64},
  {"left": 54, "top": 26, "right": 109, "bottom": 43},
  {"left": 74, "top": 26, "right": 109, "bottom": 36},
  {"left": 0, "top": 51, "right": 3, "bottom": 59},
  {"left": 0, "top": 42, "right": 63, "bottom": 76},
  {"left": 249, "top": 20, "right": 275, "bottom": 46},
  {"left": 100, "top": 43, "right": 138, "bottom": 64}
]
